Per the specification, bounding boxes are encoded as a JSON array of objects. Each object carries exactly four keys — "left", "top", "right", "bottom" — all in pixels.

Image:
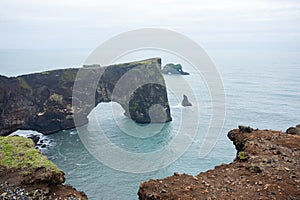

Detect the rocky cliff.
[
  {"left": 0, "top": 58, "right": 171, "bottom": 136},
  {"left": 138, "top": 126, "right": 300, "bottom": 199},
  {"left": 0, "top": 136, "right": 87, "bottom": 199}
]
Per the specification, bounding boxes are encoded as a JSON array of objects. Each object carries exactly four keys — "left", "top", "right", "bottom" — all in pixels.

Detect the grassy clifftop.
[
  {"left": 0, "top": 136, "right": 60, "bottom": 174},
  {"left": 0, "top": 136, "right": 87, "bottom": 199}
]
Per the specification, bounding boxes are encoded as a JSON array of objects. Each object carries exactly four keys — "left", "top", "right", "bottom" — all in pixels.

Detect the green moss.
[
  {"left": 138, "top": 60, "right": 152, "bottom": 65},
  {"left": 83, "top": 64, "right": 101, "bottom": 68},
  {"left": 22, "top": 171, "right": 32, "bottom": 176},
  {"left": 17, "top": 78, "right": 32, "bottom": 91},
  {"left": 49, "top": 93, "right": 63, "bottom": 104},
  {"left": 129, "top": 98, "right": 139, "bottom": 113},
  {"left": 114, "top": 58, "right": 156, "bottom": 68},
  {"left": 237, "top": 151, "right": 249, "bottom": 161},
  {"left": 61, "top": 71, "right": 76, "bottom": 81},
  {"left": 248, "top": 164, "right": 261, "bottom": 173},
  {"left": 132, "top": 59, "right": 154, "bottom": 66},
  {"left": 0, "top": 136, "right": 61, "bottom": 174},
  {"left": 132, "top": 101, "right": 139, "bottom": 111},
  {"left": 41, "top": 71, "right": 50, "bottom": 75},
  {"left": 147, "top": 68, "right": 155, "bottom": 76}
]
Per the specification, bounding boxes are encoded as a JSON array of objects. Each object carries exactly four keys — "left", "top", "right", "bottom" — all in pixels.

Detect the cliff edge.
[
  {"left": 138, "top": 126, "right": 300, "bottom": 199},
  {"left": 0, "top": 136, "right": 87, "bottom": 199}
]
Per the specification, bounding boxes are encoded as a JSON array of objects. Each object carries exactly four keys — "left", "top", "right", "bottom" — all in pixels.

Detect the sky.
[{"left": 0, "top": 0, "right": 300, "bottom": 50}]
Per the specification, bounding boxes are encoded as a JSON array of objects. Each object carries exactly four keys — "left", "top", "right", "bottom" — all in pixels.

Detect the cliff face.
[
  {"left": 138, "top": 126, "right": 300, "bottom": 200},
  {"left": 0, "top": 136, "right": 87, "bottom": 199},
  {"left": 0, "top": 58, "right": 171, "bottom": 136}
]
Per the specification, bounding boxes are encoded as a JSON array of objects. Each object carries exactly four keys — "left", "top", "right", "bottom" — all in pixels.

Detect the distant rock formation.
[
  {"left": 0, "top": 58, "right": 172, "bottom": 136},
  {"left": 181, "top": 94, "right": 192, "bottom": 107},
  {"left": 0, "top": 136, "right": 87, "bottom": 199},
  {"left": 161, "top": 63, "right": 189, "bottom": 75},
  {"left": 138, "top": 126, "right": 300, "bottom": 199},
  {"left": 238, "top": 125, "right": 254, "bottom": 133},
  {"left": 286, "top": 124, "right": 300, "bottom": 136}
]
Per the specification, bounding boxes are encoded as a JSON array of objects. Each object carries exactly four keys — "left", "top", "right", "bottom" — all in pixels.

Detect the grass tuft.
[{"left": 0, "top": 136, "right": 61, "bottom": 174}]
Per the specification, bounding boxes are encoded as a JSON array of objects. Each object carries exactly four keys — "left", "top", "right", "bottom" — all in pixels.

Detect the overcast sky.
[{"left": 0, "top": 0, "right": 299, "bottom": 50}]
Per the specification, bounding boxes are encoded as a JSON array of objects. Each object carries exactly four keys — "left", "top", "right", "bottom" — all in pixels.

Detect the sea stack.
[
  {"left": 181, "top": 94, "right": 192, "bottom": 107},
  {"left": 161, "top": 63, "right": 189, "bottom": 75}
]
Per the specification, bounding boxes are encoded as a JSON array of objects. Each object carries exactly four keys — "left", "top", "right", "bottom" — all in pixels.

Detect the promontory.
[
  {"left": 139, "top": 126, "right": 300, "bottom": 199},
  {"left": 0, "top": 58, "right": 172, "bottom": 136}
]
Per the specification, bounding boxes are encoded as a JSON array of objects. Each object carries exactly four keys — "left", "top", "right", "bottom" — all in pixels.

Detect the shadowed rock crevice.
[{"left": 0, "top": 58, "right": 172, "bottom": 136}]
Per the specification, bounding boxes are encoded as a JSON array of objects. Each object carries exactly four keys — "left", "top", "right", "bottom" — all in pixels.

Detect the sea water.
[{"left": 1, "top": 49, "right": 299, "bottom": 199}]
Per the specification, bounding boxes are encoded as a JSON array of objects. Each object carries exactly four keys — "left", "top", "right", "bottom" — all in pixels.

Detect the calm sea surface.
[{"left": 1, "top": 49, "right": 299, "bottom": 199}]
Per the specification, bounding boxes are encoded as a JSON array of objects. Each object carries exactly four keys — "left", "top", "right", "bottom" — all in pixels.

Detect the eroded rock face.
[
  {"left": 0, "top": 58, "right": 172, "bottom": 136},
  {"left": 138, "top": 126, "right": 300, "bottom": 200}
]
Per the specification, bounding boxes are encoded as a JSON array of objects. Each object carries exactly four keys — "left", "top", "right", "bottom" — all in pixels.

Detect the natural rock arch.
[{"left": 0, "top": 58, "right": 171, "bottom": 136}]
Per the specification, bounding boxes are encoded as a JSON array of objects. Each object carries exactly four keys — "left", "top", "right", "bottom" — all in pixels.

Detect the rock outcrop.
[
  {"left": 138, "top": 126, "right": 300, "bottom": 199},
  {"left": 161, "top": 63, "right": 189, "bottom": 75},
  {"left": 286, "top": 124, "right": 300, "bottom": 136},
  {"left": 181, "top": 94, "right": 192, "bottom": 107},
  {"left": 0, "top": 136, "right": 87, "bottom": 199},
  {"left": 0, "top": 58, "right": 172, "bottom": 136}
]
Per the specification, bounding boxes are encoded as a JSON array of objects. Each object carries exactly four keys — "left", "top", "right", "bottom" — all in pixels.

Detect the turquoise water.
[{"left": 1, "top": 49, "right": 299, "bottom": 199}]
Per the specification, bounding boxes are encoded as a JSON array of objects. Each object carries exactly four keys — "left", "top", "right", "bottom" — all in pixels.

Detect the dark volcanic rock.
[
  {"left": 161, "top": 63, "right": 189, "bottom": 75},
  {"left": 181, "top": 94, "right": 192, "bottom": 107},
  {"left": 0, "top": 58, "right": 172, "bottom": 136},
  {"left": 138, "top": 126, "right": 300, "bottom": 199},
  {"left": 27, "top": 134, "right": 40, "bottom": 145},
  {"left": 286, "top": 125, "right": 300, "bottom": 136},
  {"left": 238, "top": 125, "right": 254, "bottom": 133}
]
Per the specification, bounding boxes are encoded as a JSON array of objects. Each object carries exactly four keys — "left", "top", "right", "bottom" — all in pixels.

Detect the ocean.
[{"left": 1, "top": 48, "right": 299, "bottom": 199}]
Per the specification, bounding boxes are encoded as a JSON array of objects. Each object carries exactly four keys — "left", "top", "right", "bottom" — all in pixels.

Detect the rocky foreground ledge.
[
  {"left": 0, "top": 136, "right": 87, "bottom": 199},
  {"left": 138, "top": 126, "right": 300, "bottom": 199}
]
